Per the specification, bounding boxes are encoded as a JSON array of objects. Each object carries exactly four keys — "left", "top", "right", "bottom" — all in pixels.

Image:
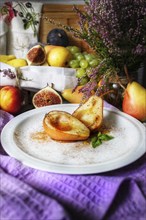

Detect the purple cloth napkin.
[{"left": 0, "top": 107, "right": 146, "bottom": 220}]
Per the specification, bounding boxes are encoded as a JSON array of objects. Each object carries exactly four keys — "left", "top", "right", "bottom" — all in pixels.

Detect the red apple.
[
  {"left": 122, "top": 81, "right": 146, "bottom": 122},
  {"left": 0, "top": 86, "right": 22, "bottom": 114}
]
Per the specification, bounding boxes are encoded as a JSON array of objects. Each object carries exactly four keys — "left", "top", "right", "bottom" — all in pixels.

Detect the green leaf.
[
  {"left": 91, "top": 137, "right": 102, "bottom": 148},
  {"left": 99, "top": 134, "right": 114, "bottom": 141},
  {"left": 24, "top": 21, "right": 31, "bottom": 30},
  {"left": 91, "top": 132, "right": 114, "bottom": 148}
]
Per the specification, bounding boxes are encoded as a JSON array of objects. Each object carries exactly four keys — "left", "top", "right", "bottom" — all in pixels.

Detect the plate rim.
[{"left": 1, "top": 104, "right": 146, "bottom": 174}]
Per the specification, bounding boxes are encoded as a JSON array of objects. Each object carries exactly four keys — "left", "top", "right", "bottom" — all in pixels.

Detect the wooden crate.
[{"left": 39, "top": 4, "right": 92, "bottom": 52}]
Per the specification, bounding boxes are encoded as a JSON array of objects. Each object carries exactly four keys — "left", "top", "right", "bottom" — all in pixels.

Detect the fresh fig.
[
  {"left": 47, "top": 28, "right": 69, "bottom": 47},
  {"left": 32, "top": 86, "right": 62, "bottom": 108},
  {"left": 26, "top": 45, "right": 46, "bottom": 65}
]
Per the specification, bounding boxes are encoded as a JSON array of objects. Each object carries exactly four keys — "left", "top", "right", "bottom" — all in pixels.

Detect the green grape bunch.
[{"left": 67, "top": 46, "right": 101, "bottom": 86}]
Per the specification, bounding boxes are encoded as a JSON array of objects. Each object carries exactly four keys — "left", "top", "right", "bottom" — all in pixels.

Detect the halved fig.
[
  {"left": 26, "top": 45, "right": 46, "bottom": 65},
  {"left": 43, "top": 110, "right": 90, "bottom": 141},
  {"left": 72, "top": 95, "right": 103, "bottom": 131},
  {"left": 32, "top": 86, "right": 62, "bottom": 108}
]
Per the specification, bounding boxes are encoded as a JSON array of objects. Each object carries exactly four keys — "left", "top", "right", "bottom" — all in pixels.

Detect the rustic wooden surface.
[{"left": 39, "top": 4, "right": 92, "bottom": 52}]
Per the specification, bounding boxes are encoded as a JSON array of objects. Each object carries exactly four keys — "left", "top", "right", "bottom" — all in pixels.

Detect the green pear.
[{"left": 122, "top": 81, "right": 146, "bottom": 121}]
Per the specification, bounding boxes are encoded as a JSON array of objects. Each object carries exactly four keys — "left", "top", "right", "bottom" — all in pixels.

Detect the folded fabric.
[
  {"left": 0, "top": 110, "right": 14, "bottom": 155},
  {"left": 0, "top": 62, "right": 77, "bottom": 92},
  {"left": 7, "top": 1, "right": 43, "bottom": 58},
  {"left": 0, "top": 108, "right": 146, "bottom": 220},
  {"left": 0, "top": 20, "right": 8, "bottom": 54}
]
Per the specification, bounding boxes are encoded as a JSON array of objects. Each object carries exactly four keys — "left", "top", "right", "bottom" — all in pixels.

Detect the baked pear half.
[
  {"left": 72, "top": 95, "right": 103, "bottom": 131},
  {"left": 43, "top": 110, "right": 90, "bottom": 141}
]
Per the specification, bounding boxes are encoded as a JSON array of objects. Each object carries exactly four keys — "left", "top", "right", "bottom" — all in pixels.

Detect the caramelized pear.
[
  {"left": 43, "top": 110, "right": 90, "bottom": 141},
  {"left": 72, "top": 95, "right": 103, "bottom": 131}
]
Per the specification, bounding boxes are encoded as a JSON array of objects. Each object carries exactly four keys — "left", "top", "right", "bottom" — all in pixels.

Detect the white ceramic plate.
[{"left": 1, "top": 104, "right": 146, "bottom": 174}]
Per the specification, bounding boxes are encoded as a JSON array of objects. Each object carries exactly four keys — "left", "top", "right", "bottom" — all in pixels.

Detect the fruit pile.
[
  {"left": 26, "top": 43, "right": 101, "bottom": 80},
  {"left": 0, "top": 26, "right": 145, "bottom": 122},
  {"left": 0, "top": 44, "right": 99, "bottom": 71},
  {"left": 0, "top": 44, "right": 102, "bottom": 89}
]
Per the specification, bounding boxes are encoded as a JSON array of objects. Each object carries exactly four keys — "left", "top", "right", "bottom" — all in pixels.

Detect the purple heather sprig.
[
  {"left": 73, "top": 0, "right": 146, "bottom": 72},
  {"left": 1, "top": 68, "right": 16, "bottom": 79}
]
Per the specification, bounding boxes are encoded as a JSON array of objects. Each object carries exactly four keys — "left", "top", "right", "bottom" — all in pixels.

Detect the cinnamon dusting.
[{"left": 30, "top": 131, "right": 51, "bottom": 142}]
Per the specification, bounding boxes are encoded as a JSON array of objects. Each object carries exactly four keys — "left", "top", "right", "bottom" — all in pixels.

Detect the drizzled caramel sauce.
[
  {"left": 99, "top": 124, "right": 112, "bottom": 134},
  {"left": 30, "top": 124, "right": 112, "bottom": 145}
]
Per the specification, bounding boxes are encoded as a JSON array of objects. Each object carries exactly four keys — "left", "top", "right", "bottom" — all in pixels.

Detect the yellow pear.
[
  {"left": 47, "top": 46, "right": 72, "bottom": 67},
  {"left": 0, "top": 55, "right": 16, "bottom": 63},
  {"left": 44, "top": 45, "right": 57, "bottom": 56},
  {"left": 122, "top": 81, "right": 146, "bottom": 121},
  {"left": 61, "top": 86, "right": 84, "bottom": 103},
  {"left": 7, "top": 58, "right": 28, "bottom": 67}
]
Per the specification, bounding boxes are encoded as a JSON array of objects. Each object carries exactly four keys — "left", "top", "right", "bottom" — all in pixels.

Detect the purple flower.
[
  {"left": 72, "top": 0, "right": 146, "bottom": 71},
  {"left": 133, "top": 44, "right": 146, "bottom": 55}
]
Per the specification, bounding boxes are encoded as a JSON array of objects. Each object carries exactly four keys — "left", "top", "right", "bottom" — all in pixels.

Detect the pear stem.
[
  {"left": 118, "top": 81, "right": 126, "bottom": 90},
  {"left": 115, "top": 74, "right": 126, "bottom": 90},
  {"left": 124, "top": 64, "right": 131, "bottom": 83}
]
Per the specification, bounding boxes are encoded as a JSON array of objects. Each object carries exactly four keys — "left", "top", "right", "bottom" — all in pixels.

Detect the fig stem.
[
  {"left": 50, "top": 83, "right": 54, "bottom": 89},
  {"left": 46, "top": 83, "right": 54, "bottom": 89}
]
